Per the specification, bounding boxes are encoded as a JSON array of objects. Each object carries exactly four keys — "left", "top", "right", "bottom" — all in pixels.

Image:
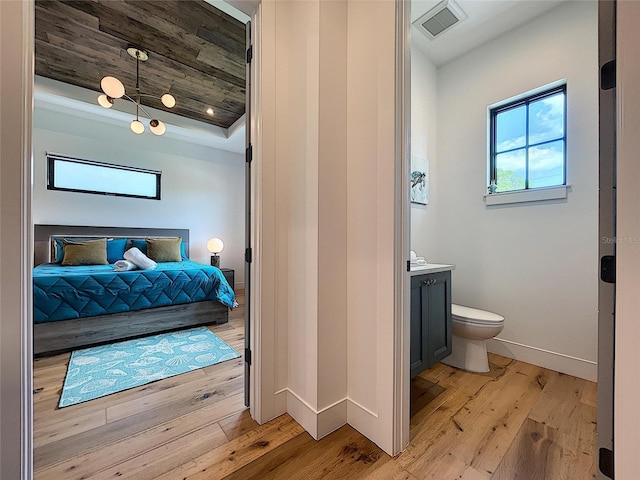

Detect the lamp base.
[{"left": 210, "top": 255, "right": 220, "bottom": 268}]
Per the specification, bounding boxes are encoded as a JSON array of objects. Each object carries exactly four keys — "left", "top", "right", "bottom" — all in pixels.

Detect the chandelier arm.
[
  {"left": 119, "top": 94, "right": 154, "bottom": 121},
  {"left": 136, "top": 103, "right": 155, "bottom": 121}
]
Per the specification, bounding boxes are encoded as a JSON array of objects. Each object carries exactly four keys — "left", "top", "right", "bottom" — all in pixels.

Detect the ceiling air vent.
[{"left": 414, "top": 0, "right": 468, "bottom": 40}]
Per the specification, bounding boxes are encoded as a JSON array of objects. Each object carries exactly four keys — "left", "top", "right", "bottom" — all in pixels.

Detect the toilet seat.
[{"left": 452, "top": 304, "right": 504, "bottom": 326}]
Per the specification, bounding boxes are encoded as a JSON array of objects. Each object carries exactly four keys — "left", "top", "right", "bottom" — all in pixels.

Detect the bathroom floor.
[
  {"left": 220, "top": 353, "right": 596, "bottom": 479},
  {"left": 408, "top": 353, "right": 597, "bottom": 479}
]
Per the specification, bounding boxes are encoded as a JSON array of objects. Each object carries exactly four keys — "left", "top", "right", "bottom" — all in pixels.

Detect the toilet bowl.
[{"left": 441, "top": 304, "right": 504, "bottom": 373}]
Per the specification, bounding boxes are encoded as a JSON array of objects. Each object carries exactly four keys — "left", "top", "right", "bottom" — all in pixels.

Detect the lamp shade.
[
  {"left": 207, "top": 238, "right": 224, "bottom": 254},
  {"left": 100, "top": 76, "right": 125, "bottom": 99}
]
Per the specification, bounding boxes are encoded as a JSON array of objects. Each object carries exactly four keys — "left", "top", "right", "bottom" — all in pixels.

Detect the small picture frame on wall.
[{"left": 410, "top": 155, "right": 429, "bottom": 205}]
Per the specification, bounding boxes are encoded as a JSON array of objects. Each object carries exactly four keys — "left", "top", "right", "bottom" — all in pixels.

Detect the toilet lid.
[{"left": 452, "top": 304, "right": 504, "bottom": 324}]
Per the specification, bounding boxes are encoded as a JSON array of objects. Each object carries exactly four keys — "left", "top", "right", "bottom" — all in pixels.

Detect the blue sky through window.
[{"left": 492, "top": 88, "right": 565, "bottom": 192}]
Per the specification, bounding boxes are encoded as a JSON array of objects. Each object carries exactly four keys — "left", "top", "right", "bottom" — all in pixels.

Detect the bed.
[{"left": 33, "top": 225, "right": 235, "bottom": 356}]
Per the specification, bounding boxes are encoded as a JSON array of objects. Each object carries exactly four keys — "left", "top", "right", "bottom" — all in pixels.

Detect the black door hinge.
[
  {"left": 601, "top": 255, "right": 616, "bottom": 283},
  {"left": 245, "top": 247, "right": 252, "bottom": 264},
  {"left": 599, "top": 447, "right": 614, "bottom": 478},
  {"left": 601, "top": 60, "right": 616, "bottom": 91},
  {"left": 407, "top": 260, "right": 410, "bottom": 272},
  {"left": 246, "top": 145, "right": 253, "bottom": 163},
  {"left": 246, "top": 45, "right": 253, "bottom": 64},
  {"left": 245, "top": 348, "right": 252, "bottom": 366}
]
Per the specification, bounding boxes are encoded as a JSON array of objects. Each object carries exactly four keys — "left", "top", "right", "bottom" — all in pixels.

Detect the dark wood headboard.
[{"left": 34, "top": 225, "right": 190, "bottom": 265}]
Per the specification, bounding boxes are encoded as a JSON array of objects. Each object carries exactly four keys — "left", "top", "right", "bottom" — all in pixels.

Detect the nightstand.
[{"left": 220, "top": 268, "right": 234, "bottom": 290}]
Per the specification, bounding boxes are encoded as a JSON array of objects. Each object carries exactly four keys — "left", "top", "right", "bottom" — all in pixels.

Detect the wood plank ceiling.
[{"left": 35, "top": 0, "right": 246, "bottom": 130}]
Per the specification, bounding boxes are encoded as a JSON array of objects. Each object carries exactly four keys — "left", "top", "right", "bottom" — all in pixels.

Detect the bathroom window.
[{"left": 489, "top": 85, "right": 566, "bottom": 193}]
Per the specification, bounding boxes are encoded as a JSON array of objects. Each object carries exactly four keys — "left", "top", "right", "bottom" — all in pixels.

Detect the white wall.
[
  {"left": 417, "top": 1, "right": 599, "bottom": 380},
  {"left": 615, "top": 0, "right": 640, "bottom": 475},
  {"left": 345, "top": 0, "right": 399, "bottom": 454},
  {"left": 32, "top": 107, "right": 246, "bottom": 288},
  {"left": 410, "top": 42, "right": 438, "bottom": 260},
  {"left": 255, "top": 0, "right": 401, "bottom": 454}
]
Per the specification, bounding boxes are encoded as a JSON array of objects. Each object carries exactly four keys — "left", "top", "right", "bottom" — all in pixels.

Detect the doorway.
[
  {"left": 29, "top": 1, "right": 253, "bottom": 477},
  {"left": 406, "top": 0, "right": 606, "bottom": 475}
]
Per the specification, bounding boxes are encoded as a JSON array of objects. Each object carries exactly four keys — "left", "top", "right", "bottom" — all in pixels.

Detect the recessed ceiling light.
[{"left": 206, "top": 108, "right": 214, "bottom": 116}]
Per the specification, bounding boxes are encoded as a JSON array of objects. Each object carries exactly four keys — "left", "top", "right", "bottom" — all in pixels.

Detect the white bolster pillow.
[
  {"left": 113, "top": 259, "right": 138, "bottom": 272},
  {"left": 123, "top": 247, "right": 157, "bottom": 270}
]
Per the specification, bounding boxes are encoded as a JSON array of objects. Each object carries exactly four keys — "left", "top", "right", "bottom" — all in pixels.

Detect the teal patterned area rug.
[{"left": 59, "top": 327, "right": 240, "bottom": 408}]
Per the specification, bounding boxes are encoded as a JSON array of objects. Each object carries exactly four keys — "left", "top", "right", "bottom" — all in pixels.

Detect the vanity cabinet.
[{"left": 410, "top": 270, "right": 452, "bottom": 378}]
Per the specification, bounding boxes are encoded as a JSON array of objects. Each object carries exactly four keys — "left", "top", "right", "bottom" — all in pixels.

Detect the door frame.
[
  {"left": 1, "top": 1, "right": 34, "bottom": 478},
  {"left": 597, "top": 1, "right": 616, "bottom": 478},
  {"left": 394, "top": 0, "right": 412, "bottom": 454}
]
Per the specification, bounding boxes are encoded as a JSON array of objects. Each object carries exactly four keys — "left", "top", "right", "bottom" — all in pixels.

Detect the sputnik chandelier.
[{"left": 97, "top": 47, "right": 176, "bottom": 136}]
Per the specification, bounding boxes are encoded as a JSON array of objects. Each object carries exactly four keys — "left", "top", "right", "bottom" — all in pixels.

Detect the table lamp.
[{"left": 207, "top": 237, "right": 224, "bottom": 267}]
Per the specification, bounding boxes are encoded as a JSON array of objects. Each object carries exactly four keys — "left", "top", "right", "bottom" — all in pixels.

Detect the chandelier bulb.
[
  {"left": 161, "top": 94, "right": 176, "bottom": 108},
  {"left": 97, "top": 94, "right": 114, "bottom": 109},
  {"left": 149, "top": 119, "right": 166, "bottom": 136},
  {"left": 130, "top": 120, "right": 145, "bottom": 134},
  {"left": 101, "top": 76, "right": 125, "bottom": 99}
]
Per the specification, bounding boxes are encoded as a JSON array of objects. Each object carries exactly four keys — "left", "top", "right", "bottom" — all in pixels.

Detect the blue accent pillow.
[
  {"left": 53, "top": 237, "right": 128, "bottom": 264},
  {"left": 106, "top": 238, "right": 128, "bottom": 263},
  {"left": 130, "top": 238, "right": 188, "bottom": 260},
  {"left": 131, "top": 238, "right": 148, "bottom": 255}
]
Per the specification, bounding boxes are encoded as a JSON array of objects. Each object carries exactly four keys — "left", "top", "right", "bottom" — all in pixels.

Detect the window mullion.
[{"left": 525, "top": 101, "right": 530, "bottom": 189}]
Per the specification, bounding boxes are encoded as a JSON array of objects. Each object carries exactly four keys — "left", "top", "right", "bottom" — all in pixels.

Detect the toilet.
[{"left": 442, "top": 304, "right": 505, "bottom": 373}]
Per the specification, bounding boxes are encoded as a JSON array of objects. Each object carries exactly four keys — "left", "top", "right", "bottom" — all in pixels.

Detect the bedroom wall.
[
  {"left": 31, "top": 106, "right": 246, "bottom": 289},
  {"left": 410, "top": 45, "right": 438, "bottom": 261},
  {"left": 428, "top": 1, "right": 599, "bottom": 379}
]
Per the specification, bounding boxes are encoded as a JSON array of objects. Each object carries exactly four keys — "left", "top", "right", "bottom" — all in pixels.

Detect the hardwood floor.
[
  {"left": 33, "top": 296, "right": 255, "bottom": 479},
  {"left": 34, "top": 304, "right": 596, "bottom": 479}
]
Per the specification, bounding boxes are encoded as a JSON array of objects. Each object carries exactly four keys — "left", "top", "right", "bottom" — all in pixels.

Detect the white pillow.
[
  {"left": 123, "top": 247, "right": 157, "bottom": 270},
  {"left": 113, "top": 259, "right": 138, "bottom": 272}
]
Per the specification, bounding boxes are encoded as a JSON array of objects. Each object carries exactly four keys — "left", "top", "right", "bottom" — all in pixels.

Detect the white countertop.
[{"left": 409, "top": 263, "right": 455, "bottom": 276}]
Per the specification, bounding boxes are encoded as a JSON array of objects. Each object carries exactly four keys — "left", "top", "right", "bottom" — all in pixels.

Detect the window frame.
[
  {"left": 47, "top": 153, "right": 162, "bottom": 200},
  {"left": 489, "top": 84, "right": 567, "bottom": 193}
]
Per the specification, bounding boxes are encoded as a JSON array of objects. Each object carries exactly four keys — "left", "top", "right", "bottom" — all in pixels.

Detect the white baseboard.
[
  {"left": 280, "top": 388, "right": 347, "bottom": 439},
  {"left": 346, "top": 398, "right": 394, "bottom": 455},
  {"left": 487, "top": 337, "right": 597, "bottom": 382}
]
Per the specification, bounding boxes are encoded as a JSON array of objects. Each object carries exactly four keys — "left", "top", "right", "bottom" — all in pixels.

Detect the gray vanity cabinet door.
[
  {"left": 410, "top": 271, "right": 452, "bottom": 378},
  {"left": 410, "top": 275, "right": 430, "bottom": 378},
  {"left": 426, "top": 271, "right": 452, "bottom": 367}
]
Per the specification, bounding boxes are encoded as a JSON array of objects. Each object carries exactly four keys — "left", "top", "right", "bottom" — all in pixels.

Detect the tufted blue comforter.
[{"left": 33, "top": 261, "right": 236, "bottom": 323}]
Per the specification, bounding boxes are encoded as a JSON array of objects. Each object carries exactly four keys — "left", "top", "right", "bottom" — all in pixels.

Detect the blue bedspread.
[{"left": 33, "top": 261, "right": 236, "bottom": 324}]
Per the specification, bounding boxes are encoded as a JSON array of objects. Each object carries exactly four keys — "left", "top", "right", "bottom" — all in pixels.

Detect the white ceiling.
[{"left": 411, "top": 0, "right": 566, "bottom": 66}]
